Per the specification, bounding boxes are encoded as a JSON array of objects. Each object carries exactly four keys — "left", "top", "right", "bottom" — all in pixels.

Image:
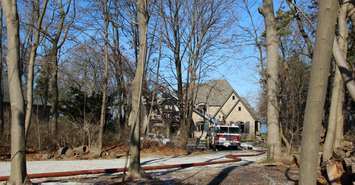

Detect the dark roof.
[{"left": 194, "top": 80, "right": 234, "bottom": 106}]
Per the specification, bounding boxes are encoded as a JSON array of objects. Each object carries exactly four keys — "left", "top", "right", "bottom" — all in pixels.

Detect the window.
[
  {"left": 232, "top": 95, "right": 235, "bottom": 100},
  {"left": 238, "top": 106, "right": 241, "bottom": 111}
]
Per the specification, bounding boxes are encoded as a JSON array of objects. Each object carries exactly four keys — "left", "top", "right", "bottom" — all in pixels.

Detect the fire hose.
[{"left": 0, "top": 150, "right": 265, "bottom": 181}]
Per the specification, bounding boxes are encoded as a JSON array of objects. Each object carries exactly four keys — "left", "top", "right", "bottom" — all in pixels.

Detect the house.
[
  {"left": 0, "top": 72, "right": 50, "bottom": 123},
  {"left": 192, "top": 80, "right": 259, "bottom": 139}
]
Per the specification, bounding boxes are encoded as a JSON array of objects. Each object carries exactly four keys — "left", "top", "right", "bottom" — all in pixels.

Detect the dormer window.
[
  {"left": 232, "top": 95, "right": 235, "bottom": 100},
  {"left": 238, "top": 106, "right": 241, "bottom": 111}
]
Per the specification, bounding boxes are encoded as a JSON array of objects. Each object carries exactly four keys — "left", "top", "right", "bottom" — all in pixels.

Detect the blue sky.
[
  {"left": 205, "top": 0, "right": 266, "bottom": 108},
  {"left": 20, "top": 0, "right": 284, "bottom": 109},
  {"left": 205, "top": 0, "right": 285, "bottom": 108}
]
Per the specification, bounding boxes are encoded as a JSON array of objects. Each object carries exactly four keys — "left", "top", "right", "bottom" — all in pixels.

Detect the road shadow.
[
  {"left": 206, "top": 161, "right": 253, "bottom": 185},
  {"left": 141, "top": 155, "right": 185, "bottom": 166},
  {"left": 108, "top": 178, "right": 193, "bottom": 185}
]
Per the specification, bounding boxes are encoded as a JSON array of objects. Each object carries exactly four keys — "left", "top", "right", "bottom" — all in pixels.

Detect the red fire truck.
[{"left": 212, "top": 125, "right": 241, "bottom": 149}]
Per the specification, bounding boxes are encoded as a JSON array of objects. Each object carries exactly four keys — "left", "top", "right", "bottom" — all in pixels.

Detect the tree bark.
[
  {"left": 175, "top": 47, "right": 185, "bottom": 141},
  {"left": 24, "top": 0, "right": 48, "bottom": 138},
  {"left": 96, "top": 0, "right": 109, "bottom": 154},
  {"left": 2, "top": 0, "right": 28, "bottom": 184},
  {"left": 261, "top": 0, "right": 282, "bottom": 161},
  {"left": 299, "top": 1, "right": 338, "bottom": 185},
  {"left": 323, "top": 3, "right": 348, "bottom": 162},
  {"left": 49, "top": 47, "right": 59, "bottom": 138},
  {"left": 127, "top": 0, "right": 148, "bottom": 179},
  {"left": 0, "top": 7, "right": 4, "bottom": 136}
]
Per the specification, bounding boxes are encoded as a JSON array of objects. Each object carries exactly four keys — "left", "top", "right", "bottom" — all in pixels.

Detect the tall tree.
[
  {"left": 95, "top": 0, "right": 110, "bottom": 155},
  {"left": 333, "top": 3, "right": 350, "bottom": 149},
  {"left": 2, "top": 0, "right": 28, "bottom": 184},
  {"left": 127, "top": 0, "right": 148, "bottom": 179},
  {"left": 323, "top": 3, "right": 348, "bottom": 162},
  {"left": 111, "top": 0, "right": 128, "bottom": 139},
  {"left": 159, "top": 0, "right": 185, "bottom": 143},
  {"left": 43, "top": 0, "right": 74, "bottom": 138},
  {"left": 332, "top": 4, "right": 355, "bottom": 102},
  {"left": 299, "top": 1, "right": 338, "bottom": 185},
  {"left": 0, "top": 6, "right": 4, "bottom": 136},
  {"left": 24, "top": 0, "right": 49, "bottom": 138},
  {"left": 260, "top": 0, "right": 282, "bottom": 161}
]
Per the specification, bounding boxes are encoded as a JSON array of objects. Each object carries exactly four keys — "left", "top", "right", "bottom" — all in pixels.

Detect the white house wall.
[
  {"left": 225, "top": 101, "right": 256, "bottom": 137},
  {"left": 192, "top": 90, "right": 258, "bottom": 139}
]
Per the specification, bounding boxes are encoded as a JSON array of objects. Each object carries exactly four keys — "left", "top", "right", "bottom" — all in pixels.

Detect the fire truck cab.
[{"left": 212, "top": 125, "right": 241, "bottom": 149}]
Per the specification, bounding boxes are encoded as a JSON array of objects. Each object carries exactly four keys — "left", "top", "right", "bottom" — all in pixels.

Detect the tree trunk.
[
  {"left": 96, "top": 0, "right": 109, "bottom": 154},
  {"left": 323, "top": 3, "right": 348, "bottom": 162},
  {"left": 0, "top": 7, "right": 4, "bottom": 136},
  {"left": 2, "top": 0, "right": 28, "bottom": 184},
  {"left": 261, "top": 0, "right": 282, "bottom": 161},
  {"left": 334, "top": 4, "right": 349, "bottom": 149},
  {"left": 332, "top": 4, "right": 355, "bottom": 102},
  {"left": 299, "top": 1, "right": 338, "bottom": 185},
  {"left": 127, "top": 0, "right": 148, "bottom": 179},
  {"left": 49, "top": 47, "right": 59, "bottom": 139},
  {"left": 24, "top": 0, "right": 48, "bottom": 138},
  {"left": 176, "top": 54, "right": 185, "bottom": 141},
  {"left": 112, "top": 12, "right": 126, "bottom": 139}
]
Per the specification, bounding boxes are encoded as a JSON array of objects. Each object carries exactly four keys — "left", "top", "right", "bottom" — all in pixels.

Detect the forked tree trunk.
[
  {"left": 323, "top": 3, "right": 348, "bottom": 162},
  {"left": 2, "top": 0, "right": 28, "bottom": 184},
  {"left": 24, "top": 0, "right": 49, "bottom": 138},
  {"left": 299, "top": 1, "right": 338, "bottom": 185},
  {"left": 96, "top": 0, "right": 109, "bottom": 154},
  {"left": 332, "top": 5, "right": 355, "bottom": 102},
  {"left": 261, "top": 0, "right": 282, "bottom": 161},
  {"left": 127, "top": 0, "right": 148, "bottom": 179}
]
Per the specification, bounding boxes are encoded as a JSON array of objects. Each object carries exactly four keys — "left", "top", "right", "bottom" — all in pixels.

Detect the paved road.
[{"left": 0, "top": 150, "right": 266, "bottom": 184}]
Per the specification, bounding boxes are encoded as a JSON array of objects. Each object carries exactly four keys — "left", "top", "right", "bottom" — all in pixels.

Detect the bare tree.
[
  {"left": 0, "top": 6, "right": 4, "bottom": 136},
  {"left": 158, "top": 0, "right": 234, "bottom": 144},
  {"left": 331, "top": 3, "right": 355, "bottom": 102},
  {"left": 95, "top": 0, "right": 110, "bottom": 155},
  {"left": 2, "top": 0, "right": 28, "bottom": 184},
  {"left": 260, "top": 0, "right": 282, "bottom": 161},
  {"left": 159, "top": 0, "right": 186, "bottom": 143},
  {"left": 110, "top": 0, "right": 129, "bottom": 139},
  {"left": 299, "top": 1, "right": 338, "bottom": 184},
  {"left": 42, "top": 0, "right": 74, "bottom": 138},
  {"left": 24, "top": 0, "right": 49, "bottom": 138},
  {"left": 127, "top": 0, "right": 149, "bottom": 179},
  {"left": 285, "top": 0, "right": 313, "bottom": 58},
  {"left": 323, "top": 3, "right": 349, "bottom": 162}
]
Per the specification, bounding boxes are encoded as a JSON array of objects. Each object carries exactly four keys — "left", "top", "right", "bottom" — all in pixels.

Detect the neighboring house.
[
  {"left": 192, "top": 80, "right": 259, "bottom": 139},
  {"left": 0, "top": 72, "right": 49, "bottom": 123}
]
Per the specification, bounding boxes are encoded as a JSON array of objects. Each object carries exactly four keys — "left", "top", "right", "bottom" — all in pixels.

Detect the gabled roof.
[
  {"left": 194, "top": 80, "right": 234, "bottom": 106},
  {"left": 195, "top": 79, "right": 258, "bottom": 120}
]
